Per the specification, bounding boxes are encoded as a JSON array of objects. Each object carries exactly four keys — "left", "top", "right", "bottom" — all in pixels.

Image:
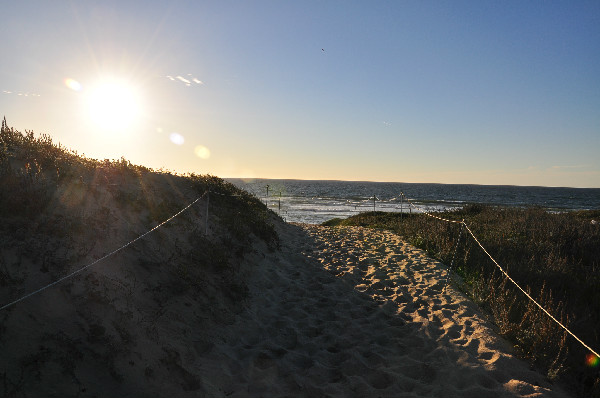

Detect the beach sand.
[
  {"left": 0, "top": 215, "right": 573, "bottom": 397},
  {"left": 196, "top": 223, "right": 571, "bottom": 397}
]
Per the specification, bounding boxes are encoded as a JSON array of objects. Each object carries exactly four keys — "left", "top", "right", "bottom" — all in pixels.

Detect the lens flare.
[
  {"left": 64, "top": 78, "right": 82, "bottom": 91},
  {"left": 586, "top": 353, "right": 600, "bottom": 367},
  {"left": 194, "top": 145, "right": 211, "bottom": 160},
  {"left": 169, "top": 132, "right": 185, "bottom": 145}
]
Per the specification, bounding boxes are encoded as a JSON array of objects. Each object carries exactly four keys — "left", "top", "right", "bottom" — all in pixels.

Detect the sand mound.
[{"left": 198, "top": 224, "right": 571, "bottom": 397}]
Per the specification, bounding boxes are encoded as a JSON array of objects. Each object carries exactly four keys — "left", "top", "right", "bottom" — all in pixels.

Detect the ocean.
[{"left": 227, "top": 179, "right": 600, "bottom": 225}]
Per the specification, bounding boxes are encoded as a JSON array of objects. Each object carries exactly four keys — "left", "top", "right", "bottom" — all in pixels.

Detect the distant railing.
[
  {"left": 397, "top": 191, "right": 599, "bottom": 360},
  {"left": 261, "top": 183, "right": 599, "bottom": 360}
]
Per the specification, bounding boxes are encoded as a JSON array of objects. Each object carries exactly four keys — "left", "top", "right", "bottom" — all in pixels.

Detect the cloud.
[
  {"left": 550, "top": 165, "right": 588, "bottom": 170},
  {"left": 176, "top": 76, "right": 191, "bottom": 85},
  {"left": 166, "top": 74, "right": 204, "bottom": 87},
  {"left": 2, "top": 89, "right": 41, "bottom": 97}
]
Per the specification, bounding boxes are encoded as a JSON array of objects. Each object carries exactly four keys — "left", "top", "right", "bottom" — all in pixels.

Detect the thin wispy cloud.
[
  {"left": 2, "top": 90, "right": 41, "bottom": 97},
  {"left": 551, "top": 165, "right": 588, "bottom": 170},
  {"left": 166, "top": 74, "right": 204, "bottom": 87}
]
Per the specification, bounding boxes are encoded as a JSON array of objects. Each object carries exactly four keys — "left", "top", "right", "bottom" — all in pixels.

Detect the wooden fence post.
[{"left": 205, "top": 191, "right": 210, "bottom": 235}]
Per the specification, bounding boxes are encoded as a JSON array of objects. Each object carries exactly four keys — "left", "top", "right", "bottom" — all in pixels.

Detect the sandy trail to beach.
[{"left": 197, "top": 224, "right": 570, "bottom": 397}]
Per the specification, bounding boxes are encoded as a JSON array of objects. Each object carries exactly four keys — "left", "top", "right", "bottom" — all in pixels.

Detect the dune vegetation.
[
  {"left": 0, "top": 119, "right": 280, "bottom": 396},
  {"left": 324, "top": 205, "right": 600, "bottom": 397},
  {"left": 1, "top": 117, "right": 596, "bottom": 397}
]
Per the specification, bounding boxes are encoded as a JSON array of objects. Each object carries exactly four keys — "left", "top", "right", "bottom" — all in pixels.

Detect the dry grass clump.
[{"left": 327, "top": 205, "right": 600, "bottom": 397}]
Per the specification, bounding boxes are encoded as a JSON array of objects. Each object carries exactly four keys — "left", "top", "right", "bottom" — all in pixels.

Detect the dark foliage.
[{"left": 0, "top": 119, "right": 278, "bottom": 300}]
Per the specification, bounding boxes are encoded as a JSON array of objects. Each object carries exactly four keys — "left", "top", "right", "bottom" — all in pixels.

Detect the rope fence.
[
  {"left": 0, "top": 189, "right": 242, "bottom": 312},
  {"left": 2, "top": 183, "right": 598, "bottom": 360},
  {"left": 396, "top": 191, "right": 600, "bottom": 359},
  {"left": 257, "top": 187, "right": 599, "bottom": 361},
  {"left": 260, "top": 191, "right": 461, "bottom": 222}
]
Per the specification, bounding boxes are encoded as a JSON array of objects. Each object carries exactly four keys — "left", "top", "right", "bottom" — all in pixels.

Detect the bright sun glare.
[{"left": 86, "top": 79, "right": 141, "bottom": 131}]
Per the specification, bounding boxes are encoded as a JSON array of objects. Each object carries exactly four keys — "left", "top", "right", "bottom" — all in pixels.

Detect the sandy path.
[{"left": 196, "top": 224, "right": 571, "bottom": 397}]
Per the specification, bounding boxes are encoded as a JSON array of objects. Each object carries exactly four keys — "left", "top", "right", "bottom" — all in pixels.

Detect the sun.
[{"left": 85, "top": 78, "right": 141, "bottom": 131}]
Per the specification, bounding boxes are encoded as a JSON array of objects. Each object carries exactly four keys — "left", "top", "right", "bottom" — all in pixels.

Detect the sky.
[{"left": 1, "top": 1, "right": 599, "bottom": 188}]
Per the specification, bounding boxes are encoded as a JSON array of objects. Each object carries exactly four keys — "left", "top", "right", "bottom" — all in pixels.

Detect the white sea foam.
[{"left": 228, "top": 179, "right": 600, "bottom": 225}]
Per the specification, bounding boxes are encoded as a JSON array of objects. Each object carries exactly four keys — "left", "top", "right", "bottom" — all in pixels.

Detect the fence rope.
[
  {"left": 462, "top": 223, "right": 599, "bottom": 358},
  {"left": 444, "top": 221, "right": 464, "bottom": 292},
  {"left": 0, "top": 193, "right": 206, "bottom": 311},
  {"left": 400, "top": 192, "right": 462, "bottom": 224},
  {"left": 399, "top": 192, "right": 600, "bottom": 358}
]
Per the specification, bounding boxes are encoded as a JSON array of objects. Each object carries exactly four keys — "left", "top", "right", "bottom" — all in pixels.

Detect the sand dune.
[
  {"left": 1, "top": 128, "right": 575, "bottom": 396},
  {"left": 196, "top": 224, "right": 571, "bottom": 397},
  {"left": 1, "top": 217, "right": 572, "bottom": 396}
]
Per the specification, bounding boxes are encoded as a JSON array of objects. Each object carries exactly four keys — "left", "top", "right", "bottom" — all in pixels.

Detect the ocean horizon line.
[{"left": 225, "top": 177, "right": 600, "bottom": 191}]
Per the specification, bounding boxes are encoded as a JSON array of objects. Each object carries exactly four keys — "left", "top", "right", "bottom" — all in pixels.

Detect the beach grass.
[
  {"left": 0, "top": 119, "right": 279, "bottom": 299},
  {"left": 325, "top": 205, "right": 600, "bottom": 397},
  {"left": 0, "top": 119, "right": 593, "bottom": 396},
  {"left": 0, "top": 121, "right": 287, "bottom": 395}
]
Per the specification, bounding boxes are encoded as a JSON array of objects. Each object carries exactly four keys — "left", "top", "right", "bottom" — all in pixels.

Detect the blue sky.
[{"left": 1, "top": 1, "right": 599, "bottom": 187}]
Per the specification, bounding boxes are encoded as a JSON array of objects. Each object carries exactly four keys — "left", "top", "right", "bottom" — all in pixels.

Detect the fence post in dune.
[
  {"left": 444, "top": 221, "right": 464, "bottom": 292},
  {"left": 278, "top": 191, "right": 281, "bottom": 214},
  {"left": 373, "top": 194, "right": 376, "bottom": 212},
  {"left": 400, "top": 192, "right": 403, "bottom": 220},
  {"left": 205, "top": 191, "right": 210, "bottom": 235},
  {"left": 265, "top": 184, "right": 270, "bottom": 208}
]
